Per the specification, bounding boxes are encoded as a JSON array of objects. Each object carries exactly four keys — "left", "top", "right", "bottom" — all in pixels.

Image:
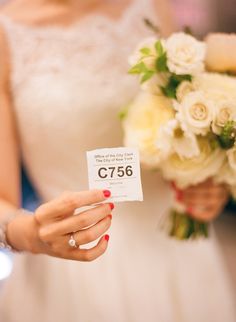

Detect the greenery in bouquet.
[{"left": 121, "top": 31, "right": 236, "bottom": 240}]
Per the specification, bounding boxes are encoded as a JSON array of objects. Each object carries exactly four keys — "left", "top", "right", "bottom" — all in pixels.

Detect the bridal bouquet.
[{"left": 121, "top": 32, "right": 236, "bottom": 240}]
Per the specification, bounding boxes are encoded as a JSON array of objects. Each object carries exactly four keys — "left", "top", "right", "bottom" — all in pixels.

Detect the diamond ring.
[{"left": 68, "top": 234, "right": 78, "bottom": 248}]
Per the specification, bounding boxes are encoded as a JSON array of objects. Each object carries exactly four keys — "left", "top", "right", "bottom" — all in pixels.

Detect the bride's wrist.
[{"left": 6, "top": 211, "right": 42, "bottom": 254}]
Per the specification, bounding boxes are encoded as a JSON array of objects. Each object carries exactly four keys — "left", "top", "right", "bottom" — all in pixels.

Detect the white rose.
[
  {"left": 157, "top": 119, "right": 200, "bottom": 159},
  {"left": 160, "top": 137, "right": 226, "bottom": 188},
  {"left": 227, "top": 147, "right": 236, "bottom": 173},
  {"left": 215, "top": 162, "right": 236, "bottom": 186},
  {"left": 123, "top": 92, "right": 175, "bottom": 168},
  {"left": 176, "top": 91, "right": 215, "bottom": 135},
  {"left": 215, "top": 160, "right": 236, "bottom": 199},
  {"left": 193, "top": 73, "right": 236, "bottom": 100},
  {"left": 218, "top": 172, "right": 236, "bottom": 200},
  {"left": 165, "top": 32, "right": 206, "bottom": 75},
  {"left": 176, "top": 81, "right": 196, "bottom": 102},
  {"left": 155, "top": 120, "right": 175, "bottom": 158},
  {"left": 129, "top": 37, "right": 159, "bottom": 70},
  {"left": 212, "top": 100, "right": 236, "bottom": 135}
]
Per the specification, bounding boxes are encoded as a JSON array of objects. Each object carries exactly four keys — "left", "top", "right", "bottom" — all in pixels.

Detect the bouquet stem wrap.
[{"left": 169, "top": 197, "right": 209, "bottom": 240}]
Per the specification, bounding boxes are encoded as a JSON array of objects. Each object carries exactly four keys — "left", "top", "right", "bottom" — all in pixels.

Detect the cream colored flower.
[
  {"left": 176, "top": 81, "right": 195, "bottom": 102},
  {"left": 160, "top": 137, "right": 226, "bottom": 188},
  {"left": 212, "top": 100, "right": 236, "bottom": 135},
  {"left": 129, "top": 37, "right": 159, "bottom": 70},
  {"left": 215, "top": 161, "right": 236, "bottom": 186},
  {"left": 227, "top": 146, "right": 236, "bottom": 173},
  {"left": 157, "top": 119, "right": 200, "bottom": 159},
  {"left": 205, "top": 33, "right": 236, "bottom": 73},
  {"left": 176, "top": 91, "right": 215, "bottom": 135},
  {"left": 193, "top": 73, "right": 236, "bottom": 101},
  {"left": 165, "top": 32, "right": 206, "bottom": 75},
  {"left": 123, "top": 92, "right": 175, "bottom": 168}
]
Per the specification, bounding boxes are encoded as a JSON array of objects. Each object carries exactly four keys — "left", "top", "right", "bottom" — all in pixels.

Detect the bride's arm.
[
  {"left": 0, "top": 28, "right": 113, "bottom": 261},
  {"left": 0, "top": 27, "right": 20, "bottom": 213},
  {"left": 153, "top": 0, "right": 177, "bottom": 36}
]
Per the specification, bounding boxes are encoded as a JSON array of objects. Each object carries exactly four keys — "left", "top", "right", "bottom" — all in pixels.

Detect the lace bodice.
[{"left": 0, "top": 0, "right": 157, "bottom": 200}]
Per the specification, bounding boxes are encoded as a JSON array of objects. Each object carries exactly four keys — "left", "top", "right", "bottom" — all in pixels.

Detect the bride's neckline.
[{"left": 0, "top": 0, "right": 141, "bottom": 33}]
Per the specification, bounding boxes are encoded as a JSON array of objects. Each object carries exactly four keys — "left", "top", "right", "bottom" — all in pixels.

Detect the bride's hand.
[
  {"left": 175, "top": 180, "right": 229, "bottom": 222},
  {"left": 7, "top": 190, "right": 114, "bottom": 261}
]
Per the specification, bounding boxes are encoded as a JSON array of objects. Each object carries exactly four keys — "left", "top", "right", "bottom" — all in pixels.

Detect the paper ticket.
[{"left": 87, "top": 147, "right": 143, "bottom": 202}]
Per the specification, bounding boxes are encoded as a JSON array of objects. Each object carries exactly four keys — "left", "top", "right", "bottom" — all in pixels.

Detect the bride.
[{"left": 0, "top": 0, "right": 235, "bottom": 321}]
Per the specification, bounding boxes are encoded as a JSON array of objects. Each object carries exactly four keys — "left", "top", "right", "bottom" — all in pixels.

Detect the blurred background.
[
  {"left": 0, "top": 0, "right": 236, "bottom": 293},
  {"left": 172, "top": 0, "right": 236, "bottom": 36}
]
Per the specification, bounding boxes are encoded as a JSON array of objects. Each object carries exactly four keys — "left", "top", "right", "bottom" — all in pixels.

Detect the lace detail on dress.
[
  {"left": 0, "top": 0, "right": 158, "bottom": 199},
  {"left": 0, "top": 0, "right": 157, "bottom": 90}
]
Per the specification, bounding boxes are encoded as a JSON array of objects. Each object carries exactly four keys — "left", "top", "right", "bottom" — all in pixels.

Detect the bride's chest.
[
  {"left": 10, "top": 31, "right": 140, "bottom": 133},
  {"left": 3, "top": 7, "right": 156, "bottom": 130},
  {"left": 15, "top": 42, "right": 135, "bottom": 100}
]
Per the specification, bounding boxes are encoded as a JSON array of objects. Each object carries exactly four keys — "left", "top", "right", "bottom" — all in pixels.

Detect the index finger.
[{"left": 35, "top": 189, "right": 111, "bottom": 223}]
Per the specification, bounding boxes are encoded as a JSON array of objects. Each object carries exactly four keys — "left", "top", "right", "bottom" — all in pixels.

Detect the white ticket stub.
[{"left": 86, "top": 147, "right": 143, "bottom": 202}]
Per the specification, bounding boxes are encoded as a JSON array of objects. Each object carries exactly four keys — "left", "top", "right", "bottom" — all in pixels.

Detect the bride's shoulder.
[
  {"left": 0, "top": 0, "right": 22, "bottom": 19},
  {"left": 0, "top": 1, "right": 62, "bottom": 27}
]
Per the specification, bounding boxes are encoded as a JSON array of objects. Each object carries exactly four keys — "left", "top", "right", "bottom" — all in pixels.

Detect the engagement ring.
[{"left": 68, "top": 234, "right": 78, "bottom": 248}]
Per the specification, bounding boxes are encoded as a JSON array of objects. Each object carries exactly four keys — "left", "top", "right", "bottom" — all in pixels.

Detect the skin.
[
  {"left": 180, "top": 180, "right": 229, "bottom": 222},
  {"left": 172, "top": 179, "right": 229, "bottom": 222},
  {"left": 0, "top": 0, "right": 228, "bottom": 262}
]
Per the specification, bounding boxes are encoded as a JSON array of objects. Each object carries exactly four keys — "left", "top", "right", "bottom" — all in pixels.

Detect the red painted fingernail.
[
  {"left": 105, "top": 234, "right": 110, "bottom": 242},
  {"left": 108, "top": 214, "right": 112, "bottom": 220},
  {"left": 109, "top": 203, "right": 115, "bottom": 210},
  {"left": 103, "top": 190, "right": 111, "bottom": 198}
]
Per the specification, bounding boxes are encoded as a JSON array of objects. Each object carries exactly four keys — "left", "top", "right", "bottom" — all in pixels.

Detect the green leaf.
[
  {"left": 155, "top": 40, "right": 164, "bottom": 56},
  {"left": 128, "top": 62, "right": 148, "bottom": 75},
  {"left": 217, "top": 120, "right": 236, "bottom": 149},
  {"left": 173, "top": 212, "right": 192, "bottom": 240},
  {"left": 185, "top": 217, "right": 195, "bottom": 239},
  {"left": 169, "top": 211, "right": 209, "bottom": 240},
  {"left": 199, "top": 222, "right": 209, "bottom": 238},
  {"left": 156, "top": 53, "right": 168, "bottom": 72},
  {"left": 172, "top": 74, "right": 192, "bottom": 84},
  {"left": 161, "top": 85, "right": 176, "bottom": 99},
  {"left": 140, "top": 47, "right": 151, "bottom": 56},
  {"left": 161, "top": 74, "right": 192, "bottom": 99},
  {"left": 118, "top": 105, "right": 129, "bottom": 121},
  {"left": 161, "top": 76, "right": 178, "bottom": 98},
  {"left": 140, "top": 70, "right": 155, "bottom": 83}
]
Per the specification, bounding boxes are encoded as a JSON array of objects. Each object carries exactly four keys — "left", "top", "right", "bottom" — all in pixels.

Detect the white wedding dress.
[{"left": 0, "top": 1, "right": 235, "bottom": 321}]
